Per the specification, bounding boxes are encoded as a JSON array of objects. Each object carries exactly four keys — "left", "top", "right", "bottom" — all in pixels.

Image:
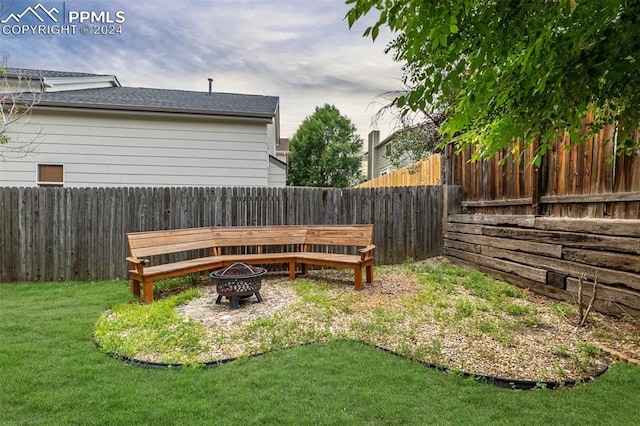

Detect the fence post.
[{"left": 442, "top": 185, "right": 462, "bottom": 235}]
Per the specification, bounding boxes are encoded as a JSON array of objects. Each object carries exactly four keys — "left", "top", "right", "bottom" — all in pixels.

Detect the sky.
[{"left": 1, "top": 0, "right": 406, "bottom": 144}]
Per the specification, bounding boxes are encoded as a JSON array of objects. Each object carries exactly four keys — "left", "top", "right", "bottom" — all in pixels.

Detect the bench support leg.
[
  {"left": 301, "top": 264, "right": 308, "bottom": 275},
  {"left": 366, "top": 264, "right": 373, "bottom": 283},
  {"left": 131, "top": 279, "right": 141, "bottom": 298},
  {"left": 142, "top": 281, "right": 154, "bottom": 304},
  {"left": 354, "top": 267, "right": 363, "bottom": 291},
  {"left": 289, "top": 261, "right": 296, "bottom": 280}
]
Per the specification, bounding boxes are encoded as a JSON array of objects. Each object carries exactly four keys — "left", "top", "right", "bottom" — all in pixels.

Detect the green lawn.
[{"left": 1, "top": 280, "right": 639, "bottom": 425}]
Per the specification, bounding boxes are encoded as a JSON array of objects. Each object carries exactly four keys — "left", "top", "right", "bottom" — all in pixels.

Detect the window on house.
[
  {"left": 37, "top": 164, "right": 64, "bottom": 187},
  {"left": 385, "top": 143, "right": 392, "bottom": 157},
  {"left": 380, "top": 166, "right": 393, "bottom": 176}
]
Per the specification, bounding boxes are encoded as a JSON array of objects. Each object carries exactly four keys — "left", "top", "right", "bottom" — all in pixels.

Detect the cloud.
[{"left": 0, "top": 0, "right": 404, "bottom": 140}]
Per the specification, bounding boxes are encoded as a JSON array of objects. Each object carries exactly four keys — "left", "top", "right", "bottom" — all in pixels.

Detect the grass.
[{"left": 1, "top": 279, "right": 640, "bottom": 425}]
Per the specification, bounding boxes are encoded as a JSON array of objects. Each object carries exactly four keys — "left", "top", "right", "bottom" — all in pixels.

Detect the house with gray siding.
[
  {"left": 0, "top": 68, "right": 285, "bottom": 187},
  {"left": 365, "top": 130, "right": 396, "bottom": 180}
]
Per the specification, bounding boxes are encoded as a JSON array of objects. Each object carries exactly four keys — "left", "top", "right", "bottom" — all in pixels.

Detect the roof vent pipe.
[{"left": 208, "top": 78, "right": 213, "bottom": 95}]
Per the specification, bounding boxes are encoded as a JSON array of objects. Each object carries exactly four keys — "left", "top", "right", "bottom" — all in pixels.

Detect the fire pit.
[{"left": 210, "top": 262, "right": 266, "bottom": 309}]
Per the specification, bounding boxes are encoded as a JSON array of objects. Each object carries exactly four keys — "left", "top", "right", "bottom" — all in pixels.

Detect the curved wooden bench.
[{"left": 126, "top": 224, "right": 375, "bottom": 303}]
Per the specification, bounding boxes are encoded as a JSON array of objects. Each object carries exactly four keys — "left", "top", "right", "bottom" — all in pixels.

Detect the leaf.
[
  {"left": 450, "top": 24, "right": 458, "bottom": 34},
  {"left": 347, "top": 9, "right": 357, "bottom": 28},
  {"left": 439, "top": 33, "right": 448, "bottom": 47},
  {"left": 372, "top": 25, "right": 380, "bottom": 41}
]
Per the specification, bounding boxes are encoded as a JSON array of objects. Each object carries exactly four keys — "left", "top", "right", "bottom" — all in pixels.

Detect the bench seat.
[
  {"left": 128, "top": 256, "right": 224, "bottom": 282},
  {"left": 297, "top": 252, "right": 374, "bottom": 290},
  {"left": 126, "top": 224, "right": 375, "bottom": 303}
]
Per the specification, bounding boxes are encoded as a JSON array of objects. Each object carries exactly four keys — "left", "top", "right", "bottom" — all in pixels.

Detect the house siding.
[
  {"left": 374, "top": 143, "right": 393, "bottom": 176},
  {"left": 1, "top": 108, "right": 272, "bottom": 187},
  {"left": 268, "top": 158, "right": 286, "bottom": 187}
]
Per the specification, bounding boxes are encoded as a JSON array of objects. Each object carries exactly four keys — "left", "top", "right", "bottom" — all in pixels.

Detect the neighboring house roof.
[
  {"left": 277, "top": 138, "right": 290, "bottom": 152},
  {"left": 5, "top": 68, "right": 279, "bottom": 119},
  {"left": 269, "top": 155, "right": 287, "bottom": 169},
  {"left": 4, "top": 67, "right": 113, "bottom": 79},
  {"left": 37, "top": 87, "right": 279, "bottom": 119}
]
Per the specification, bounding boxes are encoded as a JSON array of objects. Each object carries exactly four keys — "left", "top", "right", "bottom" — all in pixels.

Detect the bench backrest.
[
  {"left": 127, "top": 228, "right": 215, "bottom": 258},
  {"left": 304, "top": 224, "right": 374, "bottom": 247},
  {"left": 127, "top": 224, "right": 375, "bottom": 258},
  {"left": 212, "top": 226, "right": 308, "bottom": 249}
]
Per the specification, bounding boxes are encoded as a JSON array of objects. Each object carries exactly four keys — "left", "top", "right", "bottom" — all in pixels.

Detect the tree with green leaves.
[
  {"left": 373, "top": 92, "right": 448, "bottom": 170},
  {"left": 386, "top": 123, "right": 442, "bottom": 172},
  {"left": 287, "top": 104, "right": 363, "bottom": 187},
  {"left": 347, "top": 0, "right": 640, "bottom": 165}
]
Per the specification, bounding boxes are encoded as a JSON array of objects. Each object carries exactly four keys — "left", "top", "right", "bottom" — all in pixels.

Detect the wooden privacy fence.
[
  {"left": 0, "top": 185, "right": 453, "bottom": 282},
  {"left": 357, "top": 155, "right": 442, "bottom": 188},
  {"left": 445, "top": 126, "right": 640, "bottom": 218}
]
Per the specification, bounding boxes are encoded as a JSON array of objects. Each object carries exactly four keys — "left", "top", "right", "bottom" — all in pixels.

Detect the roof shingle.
[
  {"left": 39, "top": 86, "right": 279, "bottom": 118},
  {"left": 5, "top": 68, "right": 279, "bottom": 118}
]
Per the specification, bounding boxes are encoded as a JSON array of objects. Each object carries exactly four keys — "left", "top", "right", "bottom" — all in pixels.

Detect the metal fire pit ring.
[{"left": 210, "top": 262, "right": 266, "bottom": 309}]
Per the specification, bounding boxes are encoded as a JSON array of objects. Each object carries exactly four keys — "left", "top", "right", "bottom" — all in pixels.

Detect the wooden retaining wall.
[
  {"left": 444, "top": 214, "right": 640, "bottom": 319},
  {"left": 0, "top": 185, "right": 454, "bottom": 282}
]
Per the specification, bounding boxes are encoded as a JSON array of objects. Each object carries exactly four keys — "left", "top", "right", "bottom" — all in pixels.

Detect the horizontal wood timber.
[
  {"left": 443, "top": 239, "right": 480, "bottom": 254},
  {"left": 446, "top": 255, "right": 480, "bottom": 272},
  {"left": 482, "top": 226, "right": 640, "bottom": 255},
  {"left": 540, "top": 191, "right": 640, "bottom": 204},
  {"left": 448, "top": 214, "right": 536, "bottom": 227},
  {"left": 461, "top": 198, "right": 533, "bottom": 208},
  {"left": 534, "top": 216, "right": 640, "bottom": 238},
  {"left": 566, "top": 277, "right": 640, "bottom": 312},
  {"left": 459, "top": 192, "right": 640, "bottom": 207},
  {"left": 446, "top": 223, "right": 483, "bottom": 235},
  {"left": 478, "top": 265, "right": 572, "bottom": 300},
  {"left": 444, "top": 247, "right": 547, "bottom": 283},
  {"left": 445, "top": 232, "right": 563, "bottom": 258},
  {"left": 481, "top": 246, "right": 640, "bottom": 290},
  {"left": 562, "top": 248, "right": 640, "bottom": 274}
]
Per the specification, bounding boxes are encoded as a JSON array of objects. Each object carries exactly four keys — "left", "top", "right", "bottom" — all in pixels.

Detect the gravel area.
[{"left": 154, "top": 258, "right": 639, "bottom": 382}]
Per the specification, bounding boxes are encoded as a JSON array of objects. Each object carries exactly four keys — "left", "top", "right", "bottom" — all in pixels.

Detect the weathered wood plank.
[
  {"left": 482, "top": 226, "right": 640, "bottom": 255},
  {"left": 562, "top": 248, "right": 640, "bottom": 274},
  {"left": 445, "top": 232, "right": 563, "bottom": 258},
  {"left": 446, "top": 255, "right": 481, "bottom": 272},
  {"left": 481, "top": 246, "right": 640, "bottom": 290},
  {"left": 540, "top": 191, "right": 640, "bottom": 204},
  {"left": 446, "top": 223, "right": 483, "bottom": 235},
  {"left": 444, "top": 247, "right": 547, "bottom": 282},
  {"left": 461, "top": 198, "right": 533, "bottom": 208},
  {"left": 479, "top": 265, "right": 573, "bottom": 300},
  {"left": 448, "top": 214, "right": 536, "bottom": 227},
  {"left": 566, "top": 277, "right": 640, "bottom": 311},
  {"left": 444, "top": 239, "right": 480, "bottom": 254},
  {"left": 535, "top": 216, "right": 640, "bottom": 237}
]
